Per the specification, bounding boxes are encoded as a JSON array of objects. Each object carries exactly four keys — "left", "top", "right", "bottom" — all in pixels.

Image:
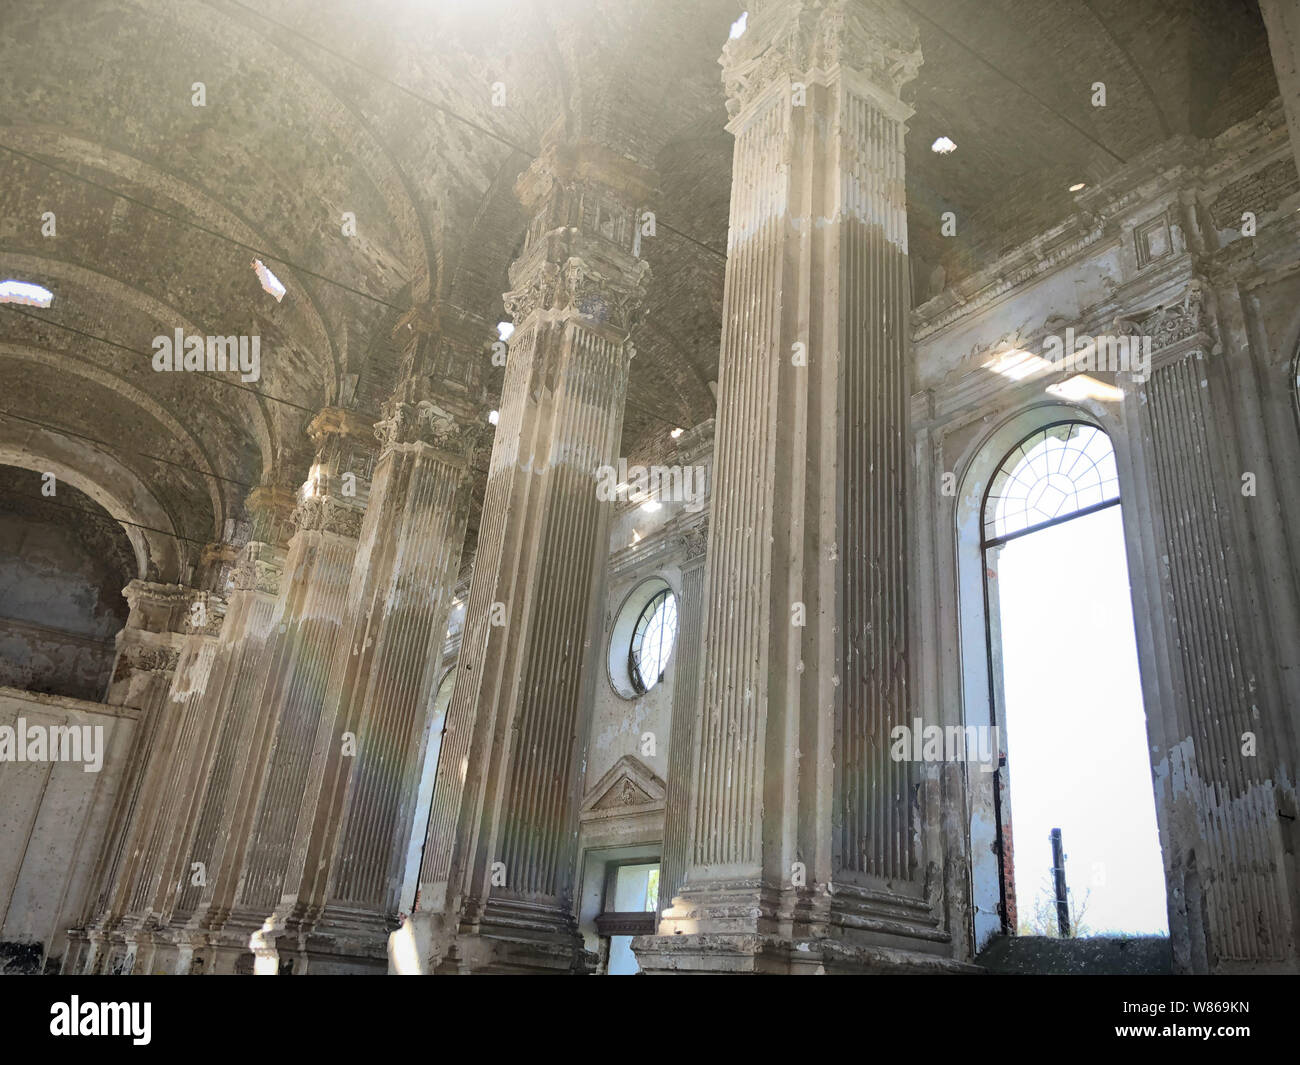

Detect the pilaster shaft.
[
  {"left": 215, "top": 410, "right": 374, "bottom": 938},
  {"left": 80, "top": 579, "right": 203, "bottom": 970},
  {"left": 413, "top": 138, "right": 652, "bottom": 972},
  {"left": 270, "top": 321, "right": 486, "bottom": 969},
  {"left": 166, "top": 484, "right": 297, "bottom": 937},
  {"left": 641, "top": 0, "right": 929, "bottom": 973}
]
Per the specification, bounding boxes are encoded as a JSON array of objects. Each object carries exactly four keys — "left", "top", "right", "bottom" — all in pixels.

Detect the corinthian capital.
[
  {"left": 502, "top": 138, "right": 655, "bottom": 335},
  {"left": 290, "top": 494, "right": 364, "bottom": 539},
  {"left": 374, "top": 397, "right": 483, "bottom": 463},
  {"left": 721, "top": 0, "right": 922, "bottom": 119}
]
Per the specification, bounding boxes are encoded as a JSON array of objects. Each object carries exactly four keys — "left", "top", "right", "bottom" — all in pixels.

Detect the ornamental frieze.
[
  {"left": 116, "top": 644, "right": 181, "bottom": 675},
  {"left": 232, "top": 555, "right": 283, "bottom": 595},
  {"left": 1115, "top": 287, "right": 1206, "bottom": 352},
  {"left": 290, "top": 494, "right": 364, "bottom": 539},
  {"left": 503, "top": 254, "right": 649, "bottom": 333}
]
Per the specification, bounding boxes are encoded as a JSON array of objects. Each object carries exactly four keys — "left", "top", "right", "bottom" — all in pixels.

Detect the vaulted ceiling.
[{"left": 0, "top": 0, "right": 1279, "bottom": 581}]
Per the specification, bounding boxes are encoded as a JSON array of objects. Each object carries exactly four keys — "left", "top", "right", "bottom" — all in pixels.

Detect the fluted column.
[
  {"left": 266, "top": 313, "right": 486, "bottom": 972},
  {"left": 199, "top": 408, "right": 374, "bottom": 968},
  {"left": 1121, "top": 282, "right": 1300, "bottom": 971},
  {"left": 638, "top": 0, "right": 934, "bottom": 974},
  {"left": 78, "top": 578, "right": 204, "bottom": 973},
  {"left": 407, "top": 137, "right": 652, "bottom": 973},
  {"left": 112, "top": 570, "right": 227, "bottom": 971},
  {"left": 140, "top": 482, "right": 297, "bottom": 973}
]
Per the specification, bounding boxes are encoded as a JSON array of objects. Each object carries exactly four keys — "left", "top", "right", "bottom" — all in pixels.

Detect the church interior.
[{"left": 1, "top": 0, "right": 1298, "bottom": 976}]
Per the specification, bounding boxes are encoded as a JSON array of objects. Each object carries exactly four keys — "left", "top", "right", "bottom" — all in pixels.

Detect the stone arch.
[{"left": 0, "top": 419, "right": 184, "bottom": 583}]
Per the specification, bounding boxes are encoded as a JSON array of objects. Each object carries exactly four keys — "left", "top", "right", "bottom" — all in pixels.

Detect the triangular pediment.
[{"left": 581, "top": 754, "right": 666, "bottom": 818}]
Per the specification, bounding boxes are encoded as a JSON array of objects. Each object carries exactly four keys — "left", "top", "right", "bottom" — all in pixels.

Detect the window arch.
[{"left": 982, "top": 421, "right": 1120, "bottom": 544}]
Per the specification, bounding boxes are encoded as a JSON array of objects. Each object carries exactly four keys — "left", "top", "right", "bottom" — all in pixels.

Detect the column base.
[
  {"left": 272, "top": 904, "right": 394, "bottom": 974},
  {"left": 642, "top": 880, "right": 975, "bottom": 974},
  {"left": 632, "top": 932, "right": 981, "bottom": 974},
  {"left": 391, "top": 900, "right": 596, "bottom": 974}
]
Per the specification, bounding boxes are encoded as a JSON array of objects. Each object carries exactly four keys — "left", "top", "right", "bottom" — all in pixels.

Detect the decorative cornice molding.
[
  {"left": 913, "top": 108, "right": 1295, "bottom": 342},
  {"left": 916, "top": 276, "right": 1215, "bottom": 429},
  {"left": 609, "top": 511, "right": 710, "bottom": 575}
]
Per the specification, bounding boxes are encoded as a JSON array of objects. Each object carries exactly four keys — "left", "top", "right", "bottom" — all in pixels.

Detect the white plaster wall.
[
  {"left": 0, "top": 686, "right": 139, "bottom": 969},
  {"left": 589, "top": 557, "right": 680, "bottom": 788}
]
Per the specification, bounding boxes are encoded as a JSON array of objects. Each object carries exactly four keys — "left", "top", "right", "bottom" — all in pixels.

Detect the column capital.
[
  {"left": 503, "top": 138, "right": 653, "bottom": 336},
  {"left": 121, "top": 579, "right": 202, "bottom": 629},
  {"left": 231, "top": 541, "right": 288, "bottom": 595},
  {"left": 244, "top": 482, "right": 299, "bottom": 548},
  {"left": 288, "top": 493, "right": 365, "bottom": 539},
  {"left": 373, "top": 397, "right": 484, "bottom": 464},
  {"left": 306, "top": 406, "right": 377, "bottom": 450},
  {"left": 721, "top": 0, "right": 922, "bottom": 121}
]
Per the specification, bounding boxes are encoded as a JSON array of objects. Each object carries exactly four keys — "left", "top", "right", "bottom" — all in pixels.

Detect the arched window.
[
  {"left": 629, "top": 588, "right": 677, "bottom": 695},
  {"left": 977, "top": 419, "right": 1165, "bottom": 942},
  {"left": 982, "top": 421, "right": 1120, "bottom": 545}
]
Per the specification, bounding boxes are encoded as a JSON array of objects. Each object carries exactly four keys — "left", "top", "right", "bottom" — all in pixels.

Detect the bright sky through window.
[
  {"left": 995, "top": 507, "right": 1167, "bottom": 935},
  {"left": 631, "top": 590, "right": 677, "bottom": 693},
  {"left": 252, "top": 259, "right": 286, "bottom": 302},
  {"left": 985, "top": 424, "right": 1166, "bottom": 936},
  {"left": 0, "top": 280, "right": 53, "bottom": 307}
]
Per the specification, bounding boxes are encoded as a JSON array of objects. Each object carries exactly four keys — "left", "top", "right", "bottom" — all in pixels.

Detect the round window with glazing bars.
[
  {"left": 981, "top": 421, "right": 1120, "bottom": 546},
  {"left": 628, "top": 588, "right": 677, "bottom": 695}
]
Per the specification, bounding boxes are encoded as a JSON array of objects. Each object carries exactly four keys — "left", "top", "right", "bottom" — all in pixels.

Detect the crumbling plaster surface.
[{"left": 0, "top": 467, "right": 135, "bottom": 700}]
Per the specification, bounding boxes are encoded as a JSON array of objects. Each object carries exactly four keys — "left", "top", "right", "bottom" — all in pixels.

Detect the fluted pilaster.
[
  {"left": 409, "top": 137, "right": 652, "bottom": 973},
  {"left": 639, "top": 0, "right": 932, "bottom": 973},
  {"left": 78, "top": 579, "right": 205, "bottom": 972},
  {"left": 266, "top": 317, "right": 487, "bottom": 971},
  {"left": 657, "top": 526, "right": 708, "bottom": 921},
  {"left": 194, "top": 409, "right": 374, "bottom": 965},
  {"left": 162, "top": 484, "right": 297, "bottom": 948}
]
